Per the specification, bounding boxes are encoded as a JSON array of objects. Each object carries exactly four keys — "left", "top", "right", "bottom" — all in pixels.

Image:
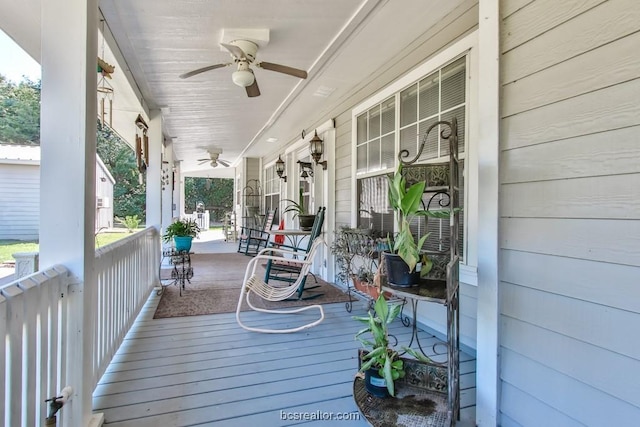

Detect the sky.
[{"left": 0, "top": 29, "right": 41, "bottom": 83}]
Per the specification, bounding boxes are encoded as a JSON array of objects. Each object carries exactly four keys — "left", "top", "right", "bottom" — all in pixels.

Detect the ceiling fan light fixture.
[{"left": 232, "top": 69, "right": 254, "bottom": 87}]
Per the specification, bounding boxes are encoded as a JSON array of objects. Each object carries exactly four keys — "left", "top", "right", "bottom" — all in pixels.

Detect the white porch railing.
[
  {"left": 0, "top": 226, "right": 160, "bottom": 426},
  {"left": 92, "top": 227, "right": 160, "bottom": 389}
]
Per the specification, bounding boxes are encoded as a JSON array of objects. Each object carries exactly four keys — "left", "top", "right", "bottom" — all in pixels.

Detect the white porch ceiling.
[{"left": 1, "top": 0, "right": 468, "bottom": 178}]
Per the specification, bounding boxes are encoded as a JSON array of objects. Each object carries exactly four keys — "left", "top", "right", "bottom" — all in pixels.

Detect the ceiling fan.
[
  {"left": 179, "top": 39, "right": 308, "bottom": 97},
  {"left": 197, "top": 150, "right": 231, "bottom": 168}
]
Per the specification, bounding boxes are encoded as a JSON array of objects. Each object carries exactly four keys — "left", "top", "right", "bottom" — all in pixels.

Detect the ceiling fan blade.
[
  {"left": 179, "top": 63, "right": 231, "bottom": 79},
  {"left": 218, "top": 159, "right": 230, "bottom": 167},
  {"left": 220, "top": 43, "right": 246, "bottom": 60},
  {"left": 256, "top": 61, "right": 308, "bottom": 79},
  {"left": 197, "top": 159, "right": 209, "bottom": 165},
  {"left": 245, "top": 75, "right": 260, "bottom": 97}
]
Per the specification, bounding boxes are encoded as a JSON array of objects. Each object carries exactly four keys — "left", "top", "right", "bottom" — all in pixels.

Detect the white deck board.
[{"left": 94, "top": 292, "right": 476, "bottom": 426}]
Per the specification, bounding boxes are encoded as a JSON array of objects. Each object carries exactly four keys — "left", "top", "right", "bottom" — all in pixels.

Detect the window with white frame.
[
  {"left": 297, "top": 155, "right": 312, "bottom": 214},
  {"left": 264, "top": 165, "right": 280, "bottom": 222},
  {"left": 355, "top": 55, "right": 466, "bottom": 259}
]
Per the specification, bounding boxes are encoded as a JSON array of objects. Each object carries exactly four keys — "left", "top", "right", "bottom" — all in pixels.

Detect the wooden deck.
[{"left": 93, "top": 292, "right": 476, "bottom": 426}]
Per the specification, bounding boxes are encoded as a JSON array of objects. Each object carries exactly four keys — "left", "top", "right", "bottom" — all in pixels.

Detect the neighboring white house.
[{"left": 0, "top": 143, "right": 115, "bottom": 239}]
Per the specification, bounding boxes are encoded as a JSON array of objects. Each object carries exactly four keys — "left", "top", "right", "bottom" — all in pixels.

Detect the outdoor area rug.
[{"left": 153, "top": 252, "right": 350, "bottom": 319}]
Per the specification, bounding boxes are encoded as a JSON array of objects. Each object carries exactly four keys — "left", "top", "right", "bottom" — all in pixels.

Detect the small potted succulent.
[{"left": 162, "top": 218, "right": 201, "bottom": 252}]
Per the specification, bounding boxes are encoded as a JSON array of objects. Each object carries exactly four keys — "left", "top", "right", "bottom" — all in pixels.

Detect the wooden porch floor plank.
[
  {"left": 95, "top": 298, "right": 476, "bottom": 426},
  {"left": 99, "top": 370, "right": 356, "bottom": 423},
  {"left": 95, "top": 361, "right": 357, "bottom": 410},
  {"left": 103, "top": 382, "right": 354, "bottom": 426}
]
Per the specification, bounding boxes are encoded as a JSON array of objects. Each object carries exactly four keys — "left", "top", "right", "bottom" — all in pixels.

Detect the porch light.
[
  {"left": 232, "top": 69, "right": 255, "bottom": 87},
  {"left": 275, "top": 155, "right": 287, "bottom": 182},
  {"left": 309, "top": 130, "right": 327, "bottom": 170}
]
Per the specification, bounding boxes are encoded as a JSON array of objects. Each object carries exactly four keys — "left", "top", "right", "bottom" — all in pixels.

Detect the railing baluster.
[
  {"left": 20, "top": 278, "right": 39, "bottom": 426},
  {"left": 0, "top": 293, "right": 6, "bottom": 425},
  {"left": 4, "top": 284, "right": 25, "bottom": 427}
]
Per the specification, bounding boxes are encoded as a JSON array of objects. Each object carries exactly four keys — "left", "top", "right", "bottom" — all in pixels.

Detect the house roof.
[
  {"left": 0, "top": 143, "right": 40, "bottom": 164},
  {"left": 0, "top": 143, "right": 115, "bottom": 184}
]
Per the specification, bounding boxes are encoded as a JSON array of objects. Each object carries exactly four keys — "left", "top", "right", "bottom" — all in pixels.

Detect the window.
[
  {"left": 264, "top": 165, "right": 280, "bottom": 222},
  {"left": 355, "top": 56, "right": 467, "bottom": 259},
  {"left": 298, "top": 156, "right": 312, "bottom": 214}
]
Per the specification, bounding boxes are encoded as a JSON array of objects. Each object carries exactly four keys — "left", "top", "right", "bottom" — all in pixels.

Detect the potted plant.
[
  {"left": 354, "top": 294, "right": 430, "bottom": 397},
  {"left": 283, "top": 187, "right": 316, "bottom": 230},
  {"left": 162, "top": 218, "right": 201, "bottom": 252},
  {"left": 331, "top": 227, "right": 389, "bottom": 299},
  {"left": 385, "top": 163, "right": 450, "bottom": 287}
]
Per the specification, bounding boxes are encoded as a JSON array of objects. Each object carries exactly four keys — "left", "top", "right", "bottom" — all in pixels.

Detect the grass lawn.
[
  {"left": 0, "top": 232, "right": 134, "bottom": 263},
  {"left": 95, "top": 231, "right": 137, "bottom": 247},
  {"left": 0, "top": 227, "right": 222, "bottom": 263},
  {"left": 0, "top": 240, "right": 39, "bottom": 263}
]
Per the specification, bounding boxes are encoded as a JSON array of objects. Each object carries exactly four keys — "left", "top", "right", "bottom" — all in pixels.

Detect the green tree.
[
  {"left": 0, "top": 75, "right": 41, "bottom": 144},
  {"left": 184, "top": 177, "right": 233, "bottom": 221},
  {"left": 96, "top": 122, "right": 146, "bottom": 221}
]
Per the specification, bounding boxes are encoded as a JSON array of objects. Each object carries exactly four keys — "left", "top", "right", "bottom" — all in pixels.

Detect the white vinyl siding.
[
  {"left": 499, "top": 0, "right": 640, "bottom": 424},
  {"left": 0, "top": 163, "right": 40, "bottom": 240},
  {"left": 96, "top": 158, "right": 115, "bottom": 230}
]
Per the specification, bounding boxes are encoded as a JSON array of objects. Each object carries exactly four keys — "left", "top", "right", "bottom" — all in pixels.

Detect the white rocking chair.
[{"left": 236, "top": 237, "right": 325, "bottom": 333}]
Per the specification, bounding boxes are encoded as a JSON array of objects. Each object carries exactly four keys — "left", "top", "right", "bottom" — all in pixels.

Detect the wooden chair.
[
  {"left": 237, "top": 208, "right": 277, "bottom": 256},
  {"left": 263, "top": 207, "right": 326, "bottom": 299},
  {"left": 235, "top": 237, "right": 326, "bottom": 333}
]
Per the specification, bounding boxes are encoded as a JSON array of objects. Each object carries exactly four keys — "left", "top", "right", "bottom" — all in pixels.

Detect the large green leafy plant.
[
  {"left": 387, "top": 163, "right": 450, "bottom": 273},
  {"left": 116, "top": 215, "right": 141, "bottom": 233},
  {"left": 162, "top": 218, "right": 200, "bottom": 242},
  {"left": 282, "top": 187, "right": 308, "bottom": 217}
]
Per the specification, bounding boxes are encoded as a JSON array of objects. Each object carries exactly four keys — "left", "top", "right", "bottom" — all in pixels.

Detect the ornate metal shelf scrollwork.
[{"left": 398, "top": 117, "right": 458, "bottom": 166}]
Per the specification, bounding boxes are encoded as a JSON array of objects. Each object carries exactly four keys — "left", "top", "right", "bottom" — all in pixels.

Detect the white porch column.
[
  {"left": 146, "top": 111, "right": 163, "bottom": 229},
  {"left": 178, "top": 170, "right": 186, "bottom": 217},
  {"left": 173, "top": 161, "right": 183, "bottom": 218},
  {"left": 161, "top": 139, "right": 174, "bottom": 228},
  {"left": 476, "top": 0, "right": 501, "bottom": 425},
  {"left": 40, "top": 0, "right": 98, "bottom": 425}
]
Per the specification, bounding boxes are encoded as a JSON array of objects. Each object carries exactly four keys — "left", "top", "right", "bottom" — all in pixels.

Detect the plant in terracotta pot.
[
  {"left": 331, "top": 227, "right": 384, "bottom": 298},
  {"left": 162, "top": 218, "right": 201, "bottom": 252},
  {"left": 385, "top": 163, "right": 451, "bottom": 287},
  {"left": 283, "top": 187, "right": 316, "bottom": 230}
]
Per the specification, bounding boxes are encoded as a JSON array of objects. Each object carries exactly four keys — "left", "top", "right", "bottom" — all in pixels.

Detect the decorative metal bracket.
[{"left": 398, "top": 117, "right": 458, "bottom": 165}]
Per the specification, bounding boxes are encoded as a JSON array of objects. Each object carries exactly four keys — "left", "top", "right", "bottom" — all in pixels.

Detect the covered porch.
[
  {"left": 3, "top": 0, "right": 638, "bottom": 425},
  {"left": 94, "top": 235, "right": 477, "bottom": 426}
]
